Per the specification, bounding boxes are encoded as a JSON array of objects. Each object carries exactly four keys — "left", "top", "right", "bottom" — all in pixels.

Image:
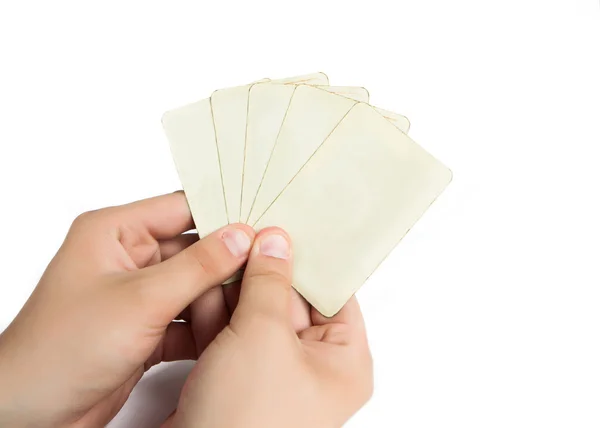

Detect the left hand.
[{"left": 0, "top": 192, "right": 255, "bottom": 427}]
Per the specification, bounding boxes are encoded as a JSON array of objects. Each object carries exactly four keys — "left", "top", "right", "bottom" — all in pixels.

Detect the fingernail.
[
  {"left": 222, "top": 228, "right": 252, "bottom": 258},
  {"left": 259, "top": 234, "right": 290, "bottom": 259}
]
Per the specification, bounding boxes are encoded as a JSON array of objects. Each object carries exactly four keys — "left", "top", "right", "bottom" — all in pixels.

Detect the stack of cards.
[{"left": 162, "top": 72, "right": 451, "bottom": 316}]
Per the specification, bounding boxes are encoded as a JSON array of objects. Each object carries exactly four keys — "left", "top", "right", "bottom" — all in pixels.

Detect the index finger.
[
  {"left": 311, "top": 296, "right": 366, "bottom": 335},
  {"left": 112, "top": 191, "right": 194, "bottom": 239}
]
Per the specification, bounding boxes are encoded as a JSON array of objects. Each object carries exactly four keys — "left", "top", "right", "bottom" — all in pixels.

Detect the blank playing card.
[
  {"left": 161, "top": 76, "right": 275, "bottom": 236},
  {"left": 163, "top": 73, "right": 328, "bottom": 234},
  {"left": 315, "top": 85, "right": 369, "bottom": 102},
  {"left": 254, "top": 103, "right": 452, "bottom": 316},
  {"left": 211, "top": 73, "right": 329, "bottom": 224},
  {"left": 246, "top": 85, "right": 413, "bottom": 225},
  {"left": 162, "top": 99, "right": 226, "bottom": 238},
  {"left": 247, "top": 85, "right": 358, "bottom": 225},
  {"left": 240, "top": 83, "right": 374, "bottom": 222},
  {"left": 374, "top": 106, "right": 411, "bottom": 133}
]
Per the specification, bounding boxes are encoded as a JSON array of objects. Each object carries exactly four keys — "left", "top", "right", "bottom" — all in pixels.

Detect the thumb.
[
  {"left": 135, "top": 224, "right": 255, "bottom": 322},
  {"left": 234, "top": 227, "right": 293, "bottom": 323}
]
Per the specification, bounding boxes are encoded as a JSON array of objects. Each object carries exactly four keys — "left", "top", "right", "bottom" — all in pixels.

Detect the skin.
[{"left": 0, "top": 192, "right": 373, "bottom": 428}]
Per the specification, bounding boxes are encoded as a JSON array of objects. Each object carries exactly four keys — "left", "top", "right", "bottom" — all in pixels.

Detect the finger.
[
  {"left": 137, "top": 224, "right": 255, "bottom": 322},
  {"left": 159, "top": 233, "right": 199, "bottom": 260},
  {"left": 175, "top": 306, "right": 191, "bottom": 322},
  {"left": 234, "top": 228, "right": 293, "bottom": 322},
  {"left": 72, "top": 368, "right": 144, "bottom": 427},
  {"left": 145, "top": 322, "right": 197, "bottom": 370},
  {"left": 228, "top": 278, "right": 309, "bottom": 331},
  {"left": 311, "top": 296, "right": 366, "bottom": 335},
  {"left": 189, "top": 286, "right": 229, "bottom": 354},
  {"left": 129, "top": 233, "right": 197, "bottom": 270},
  {"left": 222, "top": 280, "right": 242, "bottom": 315},
  {"left": 113, "top": 191, "right": 195, "bottom": 239},
  {"left": 299, "top": 298, "right": 366, "bottom": 345},
  {"left": 160, "top": 322, "right": 197, "bottom": 362},
  {"left": 160, "top": 411, "right": 176, "bottom": 428},
  {"left": 291, "top": 289, "right": 312, "bottom": 333}
]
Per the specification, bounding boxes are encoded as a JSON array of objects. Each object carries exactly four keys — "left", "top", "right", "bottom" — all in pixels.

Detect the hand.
[
  {"left": 0, "top": 192, "right": 256, "bottom": 427},
  {"left": 170, "top": 228, "right": 374, "bottom": 428}
]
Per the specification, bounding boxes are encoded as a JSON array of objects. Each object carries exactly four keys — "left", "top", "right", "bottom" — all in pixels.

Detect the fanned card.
[
  {"left": 240, "top": 83, "right": 379, "bottom": 222},
  {"left": 162, "top": 73, "right": 451, "bottom": 316},
  {"left": 247, "top": 85, "right": 411, "bottom": 225},
  {"left": 254, "top": 103, "right": 451, "bottom": 316},
  {"left": 211, "top": 73, "right": 329, "bottom": 224},
  {"left": 163, "top": 73, "right": 334, "bottom": 236}
]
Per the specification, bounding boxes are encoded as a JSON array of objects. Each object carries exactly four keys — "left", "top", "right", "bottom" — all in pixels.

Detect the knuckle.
[
  {"left": 336, "top": 339, "right": 373, "bottom": 404},
  {"left": 72, "top": 210, "right": 97, "bottom": 226},
  {"left": 341, "top": 361, "right": 373, "bottom": 408},
  {"left": 71, "top": 207, "right": 113, "bottom": 229},
  {"left": 246, "top": 269, "right": 290, "bottom": 286},
  {"left": 365, "top": 376, "right": 375, "bottom": 400},
  {"left": 185, "top": 243, "right": 222, "bottom": 280},
  {"left": 69, "top": 211, "right": 100, "bottom": 235},
  {"left": 362, "top": 369, "right": 375, "bottom": 403},
  {"left": 356, "top": 375, "right": 374, "bottom": 406},
  {"left": 352, "top": 341, "right": 374, "bottom": 374}
]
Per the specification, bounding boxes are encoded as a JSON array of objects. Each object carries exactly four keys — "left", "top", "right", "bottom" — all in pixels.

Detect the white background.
[{"left": 1, "top": 1, "right": 599, "bottom": 427}]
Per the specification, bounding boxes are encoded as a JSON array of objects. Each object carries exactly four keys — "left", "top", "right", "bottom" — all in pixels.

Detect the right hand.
[{"left": 170, "top": 227, "right": 373, "bottom": 428}]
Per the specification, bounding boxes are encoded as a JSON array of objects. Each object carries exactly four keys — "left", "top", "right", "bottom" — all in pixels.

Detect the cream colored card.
[
  {"left": 246, "top": 85, "right": 359, "bottom": 225},
  {"left": 254, "top": 103, "right": 451, "bottom": 316},
  {"left": 315, "top": 85, "right": 369, "bottom": 102},
  {"left": 240, "top": 83, "right": 373, "bottom": 222},
  {"left": 313, "top": 87, "right": 410, "bottom": 131},
  {"left": 161, "top": 73, "right": 349, "bottom": 235},
  {"left": 211, "top": 73, "right": 329, "bottom": 223},
  {"left": 272, "top": 72, "right": 329, "bottom": 86},
  {"left": 374, "top": 106, "right": 411, "bottom": 133},
  {"left": 246, "top": 86, "right": 412, "bottom": 225},
  {"left": 161, "top": 76, "right": 272, "bottom": 236},
  {"left": 162, "top": 99, "right": 226, "bottom": 238}
]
